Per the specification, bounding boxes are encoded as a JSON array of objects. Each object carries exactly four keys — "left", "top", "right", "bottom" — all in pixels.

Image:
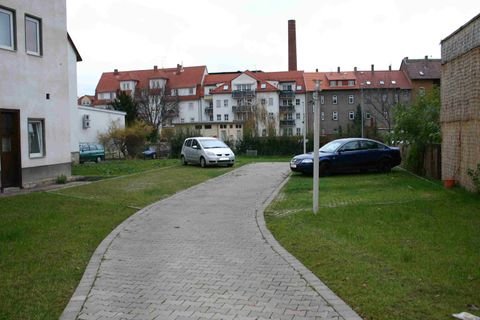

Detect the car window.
[
  {"left": 191, "top": 140, "right": 199, "bottom": 148},
  {"left": 340, "top": 141, "right": 360, "bottom": 152},
  {"left": 200, "top": 139, "right": 228, "bottom": 149},
  {"left": 320, "top": 140, "right": 343, "bottom": 153},
  {"left": 185, "top": 139, "right": 192, "bottom": 147},
  {"left": 360, "top": 141, "right": 379, "bottom": 150},
  {"left": 89, "top": 144, "right": 97, "bottom": 150}
]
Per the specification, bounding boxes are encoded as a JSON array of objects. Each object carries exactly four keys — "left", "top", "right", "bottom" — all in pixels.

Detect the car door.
[
  {"left": 190, "top": 139, "right": 201, "bottom": 163},
  {"left": 334, "top": 141, "right": 363, "bottom": 172},
  {"left": 360, "top": 140, "right": 383, "bottom": 169}
]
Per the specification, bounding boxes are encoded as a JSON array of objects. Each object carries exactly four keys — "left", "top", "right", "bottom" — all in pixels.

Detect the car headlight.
[
  {"left": 205, "top": 151, "right": 216, "bottom": 156},
  {"left": 301, "top": 158, "right": 313, "bottom": 164}
]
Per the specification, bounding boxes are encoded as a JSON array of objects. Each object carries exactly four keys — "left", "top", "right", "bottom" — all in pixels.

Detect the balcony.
[
  {"left": 279, "top": 90, "right": 295, "bottom": 99},
  {"left": 232, "top": 90, "right": 256, "bottom": 99},
  {"left": 232, "top": 105, "right": 256, "bottom": 113},
  {"left": 279, "top": 105, "right": 295, "bottom": 113},
  {"left": 280, "top": 120, "right": 296, "bottom": 127},
  {"left": 204, "top": 106, "right": 213, "bottom": 115}
]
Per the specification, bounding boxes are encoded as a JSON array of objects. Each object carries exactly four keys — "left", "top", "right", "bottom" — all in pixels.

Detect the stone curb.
[{"left": 255, "top": 172, "right": 363, "bottom": 320}]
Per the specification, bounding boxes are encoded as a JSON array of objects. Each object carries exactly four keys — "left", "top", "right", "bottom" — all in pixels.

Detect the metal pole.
[
  {"left": 361, "top": 85, "right": 364, "bottom": 138},
  {"left": 302, "top": 100, "right": 306, "bottom": 154},
  {"left": 313, "top": 81, "right": 320, "bottom": 214}
]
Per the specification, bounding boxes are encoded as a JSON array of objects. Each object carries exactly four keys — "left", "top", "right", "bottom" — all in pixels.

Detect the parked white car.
[{"left": 180, "top": 137, "right": 235, "bottom": 167}]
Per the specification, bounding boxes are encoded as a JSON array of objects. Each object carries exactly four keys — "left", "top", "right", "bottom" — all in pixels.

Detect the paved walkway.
[{"left": 61, "top": 163, "right": 361, "bottom": 320}]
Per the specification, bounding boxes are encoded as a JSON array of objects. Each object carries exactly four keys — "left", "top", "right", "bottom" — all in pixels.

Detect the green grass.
[
  {"left": 0, "top": 156, "right": 290, "bottom": 319},
  {"left": 265, "top": 169, "right": 480, "bottom": 320}
]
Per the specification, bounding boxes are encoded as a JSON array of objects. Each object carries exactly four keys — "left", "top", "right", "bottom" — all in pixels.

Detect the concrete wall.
[
  {"left": 0, "top": 0, "right": 73, "bottom": 187},
  {"left": 441, "top": 14, "right": 480, "bottom": 191},
  {"left": 75, "top": 106, "right": 125, "bottom": 145}
]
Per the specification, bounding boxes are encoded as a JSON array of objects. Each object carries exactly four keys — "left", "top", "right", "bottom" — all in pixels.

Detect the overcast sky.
[{"left": 67, "top": 0, "right": 479, "bottom": 96}]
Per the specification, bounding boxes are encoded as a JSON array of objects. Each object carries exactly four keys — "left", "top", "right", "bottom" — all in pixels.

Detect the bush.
[
  {"left": 467, "top": 164, "right": 480, "bottom": 193},
  {"left": 168, "top": 128, "right": 201, "bottom": 158},
  {"left": 98, "top": 121, "right": 153, "bottom": 159},
  {"left": 56, "top": 174, "right": 67, "bottom": 184}
]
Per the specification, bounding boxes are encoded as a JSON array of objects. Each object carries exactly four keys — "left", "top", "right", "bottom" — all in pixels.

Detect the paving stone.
[{"left": 62, "top": 164, "right": 361, "bottom": 320}]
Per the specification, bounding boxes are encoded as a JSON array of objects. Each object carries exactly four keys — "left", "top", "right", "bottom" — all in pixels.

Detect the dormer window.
[
  {"left": 189, "top": 87, "right": 194, "bottom": 95},
  {"left": 379, "top": 80, "right": 385, "bottom": 85},
  {"left": 296, "top": 85, "right": 302, "bottom": 90},
  {"left": 329, "top": 81, "right": 336, "bottom": 87},
  {"left": 348, "top": 80, "right": 355, "bottom": 86},
  {"left": 121, "top": 82, "right": 130, "bottom": 90},
  {"left": 223, "top": 85, "right": 229, "bottom": 90},
  {"left": 261, "top": 83, "right": 267, "bottom": 89}
]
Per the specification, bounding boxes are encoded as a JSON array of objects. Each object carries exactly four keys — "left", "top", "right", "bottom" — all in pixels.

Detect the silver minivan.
[{"left": 180, "top": 137, "right": 235, "bottom": 167}]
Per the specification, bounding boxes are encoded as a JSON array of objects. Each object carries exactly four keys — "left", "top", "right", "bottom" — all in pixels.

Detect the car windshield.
[
  {"left": 319, "top": 140, "right": 344, "bottom": 153},
  {"left": 200, "top": 139, "right": 228, "bottom": 149}
]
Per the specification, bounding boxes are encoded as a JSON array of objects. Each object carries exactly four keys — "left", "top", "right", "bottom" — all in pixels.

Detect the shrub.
[
  {"left": 56, "top": 174, "right": 67, "bottom": 184},
  {"left": 467, "top": 164, "right": 480, "bottom": 193}
]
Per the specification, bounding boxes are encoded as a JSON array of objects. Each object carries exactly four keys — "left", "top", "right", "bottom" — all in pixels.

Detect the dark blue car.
[{"left": 290, "top": 138, "right": 401, "bottom": 176}]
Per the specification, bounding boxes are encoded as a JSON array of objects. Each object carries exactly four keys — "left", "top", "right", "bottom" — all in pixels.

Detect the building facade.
[
  {"left": 400, "top": 56, "right": 441, "bottom": 99},
  {"left": 440, "top": 13, "right": 480, "bottom": 191},
  {"left": 0, "top": 0, "right": 81, "bottom": 190}
]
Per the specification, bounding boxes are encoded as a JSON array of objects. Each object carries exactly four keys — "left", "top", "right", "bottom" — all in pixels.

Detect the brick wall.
[{"left": 441, "top": 14, "right": 480, "bottom": 191}]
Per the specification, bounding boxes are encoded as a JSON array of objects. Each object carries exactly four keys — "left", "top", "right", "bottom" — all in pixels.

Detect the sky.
[{"left": 66, "top": 0, "right": 480, "bottom": 96}]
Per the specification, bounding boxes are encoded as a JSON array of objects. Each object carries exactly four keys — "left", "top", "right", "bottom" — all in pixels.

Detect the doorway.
[{"left": 0, "top": 110, "right": 21, "bottom": 192}]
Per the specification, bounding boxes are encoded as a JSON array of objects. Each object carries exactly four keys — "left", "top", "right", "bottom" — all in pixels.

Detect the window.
[
  {"left": 321, "top": 112, "right": 325, "bottom": 121},
  {"left": 25, "top": 15, "right": 42, "bottom": 55},
  {"left": 332, "top": 111, "right": 338, "bottom": 121},
  {"left": 320, "top": 95, "right": 325, "bottom": 105},
  {"left": 121, "top": 82, "right": 130, "bottom": 90},
  {"left": 296, "top": 99, "right": 300, "bottom": 106},
  {"left": 224, "top": 114, "right": 229, "bottom": 121},
  {"left": 365, "top": 112, "right": 371, "bottom": 119},
  {"left": 180, "top": 118, "right": 185, "bottom": 123},
  {"left": 348, "top": 80, "right": 355, "bottom": 86},
  {"left": 419, "top": 87, "right": 426, "bottom": 96},
  {"left": 0, "top": 6, "right": 15, "bottom": 50},
  {"left": 296, "top": 85, "right": 302, "bottom": 90},
  {"left": 296, "top": 128, "right": 301, "bottom": 136},
  {"left": 216, "top": 100, "right": 221, "bottom": 108},
  {"left": 261, "top": 98, "right": 266, "bottom": 105},
  {"left": 28, "top": 119, "right": 44, "bottom": 158},
  {"left": 287, "top": 113, "right": 293, "bottom": 120},
  {"left": 287, "top": 128, "right": 293, "bottom": 136},
  {"left": 349, "top": 111, "right": 355, "bottom": 120},
  {"left": 348, "top": 95, "right": 354, "bottom": 104},
  {"left": 190, "top": 117, "right": 195, "bottom": 122},
  {"left": 268, "top": 97, "right": 273, "bottom": 106},
  {"left": 189, "top": 87, "right": 194, "bottom": 95},
  {"left": 224, "top": 99, "right": 228, "bottom": 107},
  {"left": 188, "top": 102, "right": 193, "bottom": 110},
  {"left": 268, "top": 112, "right": 274, "bottom": 120},
  {"left": 296, "top": 113, "right": 300, "bottom": 120},
  {"left": 329, "top": 80, "right": 336, "bottom": 87},
  {"left": 332, "top": 95, "right": 338, "bottom": 104},
  {"left": 262, "top": 129, "right": 267, "bottom": 137},
  {"left": 216, "top": 114, "right": 221, "bottom": 121}
]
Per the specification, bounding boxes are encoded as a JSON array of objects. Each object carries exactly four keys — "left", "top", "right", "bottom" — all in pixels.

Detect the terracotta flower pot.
[{"left": 443, "top": 179, "right": 455, "bottom": 188}]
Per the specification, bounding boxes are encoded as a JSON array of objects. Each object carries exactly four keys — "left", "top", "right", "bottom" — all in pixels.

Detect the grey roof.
[{"left": 400, "top": 57, "right": 441, "bottom": 80}]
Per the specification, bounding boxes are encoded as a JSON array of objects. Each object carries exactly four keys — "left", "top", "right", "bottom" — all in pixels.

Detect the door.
[{"left": 0, "top": 110, "right": 21, "bottom": 191}]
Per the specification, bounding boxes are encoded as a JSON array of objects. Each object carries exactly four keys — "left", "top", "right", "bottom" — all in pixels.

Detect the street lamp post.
[
  {"left": 302, "top": 100, "right": 306, "bottom": 154},
  {"left": 313, "top": 80, "right": 321, "bottom": 214}
]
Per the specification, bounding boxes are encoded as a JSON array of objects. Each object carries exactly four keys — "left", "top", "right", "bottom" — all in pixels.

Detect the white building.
[{"left": 0, "top": 0, "right": 81, "bottom": 190}]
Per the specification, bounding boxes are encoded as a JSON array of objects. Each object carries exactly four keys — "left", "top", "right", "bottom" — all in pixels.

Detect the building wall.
[
  {"left": 441, "top": 42, "right": 480, "bottom": 191},
  {"left": 76, "top": 106, "right": 126, "bottom": 145},
  {"left": 0, "top": 0, "right": 72, "bottom": 187}
]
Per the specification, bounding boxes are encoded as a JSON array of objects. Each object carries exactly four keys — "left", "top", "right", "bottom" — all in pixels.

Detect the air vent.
[{"left": 83, "top": 114, "right": 91, "bottom": 129}]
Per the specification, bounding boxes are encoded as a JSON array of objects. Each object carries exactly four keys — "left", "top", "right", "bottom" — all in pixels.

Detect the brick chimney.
[
  {"left": 288, "top": 20, "right": 297, "bottom": 71},
  {"left": 337, "top": 66, "right": 340, "bottom": 73},
  {"left": 154, "top": 65, "right": 158, "bottom": 72},
  {"left": 114, "top": 69, "right": 119, "bottom": 75}
]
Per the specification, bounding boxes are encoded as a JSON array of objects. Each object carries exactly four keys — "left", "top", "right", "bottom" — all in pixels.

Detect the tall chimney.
[
  {"left": 154, "top": 65, "right": 158, "bottom": 72},
  {"left": 371, "top": 64, "right": 374, "bottom": 72},
  {"left": 288, "top": 20, "right": 297, "bottom": 71},
  {"left": 337, "top": 66, "right": 340, "bottom": 73},
  {"left": 114, "top": 69, "right": 119, "bottom": 75}
]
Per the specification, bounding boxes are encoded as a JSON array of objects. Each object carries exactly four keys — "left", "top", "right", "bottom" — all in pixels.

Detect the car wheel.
[
  {"left": 378, "top": 159, "right": 391, "bottom": 173},
  {"left": 96, "top": 156, "right": 102, "bottom": 163},
  {"left": 181, "top": 155, "right": 187, "bottom": 165},
  {"left": 319, "top": 162, "right": 331, "bottom": 177},
  {"left": 200, "top": 157, "right": 206, "bottom": 168}
]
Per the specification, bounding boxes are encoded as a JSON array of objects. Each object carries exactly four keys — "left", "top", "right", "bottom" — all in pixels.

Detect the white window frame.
[
  {"left": 25, "top": 15, "right": 41, "bottom": 56},
  {"left": 224, "top": 114, "right": 229, "bottom": 121},
  {"left": 28, "top": 119, "right": 44, "bottom": 158},
  {"left": 332, "top": 111, "right": 338, "bottom": 121},
  {"left": 321, "top": 112, "right": 325, "bottom": 121},
  {"left": 216, "top": 100, "right": 221, "bottom": 108},
  {"left": 320, "top": 95, "right": 325, "bottom": 105},
  {"left": 295, "top": 99, "right": 300, "bottom": 106},
  {"left": 217, "top": 114, "right": 221, "bottom": 121},
  {"left": 332, "top": 95, "right": 338, "bottom": 105},
  {"left": 268, "top": 97, "right": 273, "bottom": 106},
  {"left": 365, "top": 112, "right": 371, "bottom": 119},
  {"left": 189, "top": 87, "right": 194, "bottom": 95},
  {"left": 348, "top": 95, "right": 354, "bottom": 104},
  {"left": 296, "top": 127, "right": 301, "bottom": 136},
  {"left": 296, "top": 113, "right": 300, "bottom": 120},
  {"left": 0, "top": 7, "right": 15, "bottom": 51},
  {"left": 224, "top": 99, "right": 228, "bottom": 107},
  {"left": 349, "top": 111, "right": 355, "bottom": 120}
]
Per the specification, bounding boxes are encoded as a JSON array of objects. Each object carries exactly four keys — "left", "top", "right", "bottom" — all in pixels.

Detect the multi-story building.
[
  {"left": 77, "top": 95, "right": 95, "bottom": 106},
  {"left": 304, "top": 66, "right": 411, "bottom": 138},
  {"left": 400, "top": 56, "right": 441, "bottom": 99},
  {"left": 0, "top": 0, "right": 81, "bottom": 190}
]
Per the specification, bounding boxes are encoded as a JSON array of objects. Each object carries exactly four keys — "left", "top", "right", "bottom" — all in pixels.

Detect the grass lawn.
[
  {"left": 265, "top": 169, "right": 480, "bottom": 320},
  {"left": 1, "top": 157, "right": 292, "bottom": 320}
]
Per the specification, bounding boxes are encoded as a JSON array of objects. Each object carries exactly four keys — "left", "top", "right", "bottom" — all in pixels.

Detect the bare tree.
[
  {"left": 362, "top": 87, "right": 400, "bottom": 132},
  {"left": 134, "top": 87, "right": 179, "bottom": 135}
]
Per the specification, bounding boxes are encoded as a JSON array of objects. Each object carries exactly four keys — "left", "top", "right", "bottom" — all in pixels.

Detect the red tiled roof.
[
  {"left": 204, "top": 72, "right": 240, "bottom": 86},
  {"left": 304, "top": 70, "right": 411, "bottom": 91},
  {"left": 256, "top": 70, "right": 306, "bottom": 93},
  {"left": 95, "top": 65, "right": 207, "bottom": 94}
]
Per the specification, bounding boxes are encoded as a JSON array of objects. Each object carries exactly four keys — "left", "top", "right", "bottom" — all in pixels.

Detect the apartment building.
[
  {"left": 400, "top": 56, "right": 441, "bottom": 99},
  {"left": 0, "top": 0, "right": 81, "bottom": 190},
  {"left": 304, "top": 66, "right": 412, "bottom": 138}
]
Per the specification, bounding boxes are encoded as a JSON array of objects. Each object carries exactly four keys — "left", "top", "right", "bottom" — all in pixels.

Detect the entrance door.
[{"left": 0, "top": 110, "right": 21, "bottom": 191}]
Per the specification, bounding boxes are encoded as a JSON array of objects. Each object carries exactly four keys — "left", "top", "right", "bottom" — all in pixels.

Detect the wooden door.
[{"left": 0, "top": 110, "right": 21, "bottom": 191}]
